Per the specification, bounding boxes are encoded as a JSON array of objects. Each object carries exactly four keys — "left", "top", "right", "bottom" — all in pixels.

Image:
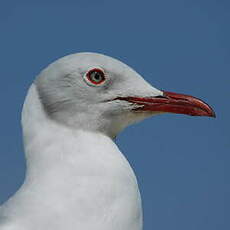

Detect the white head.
[{"left": 34, "top": 52, "right": 215, "bottom": 138}]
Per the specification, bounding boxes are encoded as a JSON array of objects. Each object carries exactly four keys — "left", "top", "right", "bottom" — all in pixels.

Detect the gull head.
[{"left": 35, "top": 52, "right": 215, "bottom": 138}]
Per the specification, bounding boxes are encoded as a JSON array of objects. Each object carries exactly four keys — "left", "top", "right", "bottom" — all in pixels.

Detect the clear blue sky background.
[{"left": 0, "top": 0, "right": 229, "bottom": 229}]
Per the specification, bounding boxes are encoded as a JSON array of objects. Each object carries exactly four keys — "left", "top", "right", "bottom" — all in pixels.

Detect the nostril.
[{"left": 155, "top": 95, "right": 167, "bottom": 99}]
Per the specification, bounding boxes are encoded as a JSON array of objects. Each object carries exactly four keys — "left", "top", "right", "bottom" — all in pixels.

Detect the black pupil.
[{"left": 91, "top": 71, "right": 102, "bottom": 82}]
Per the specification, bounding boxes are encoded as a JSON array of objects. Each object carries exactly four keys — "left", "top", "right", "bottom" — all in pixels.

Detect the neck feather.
[
  {"left": 21, "top": 84, "right": 128, "bottom": 178},
  {"left": 2, "top": 84, "right": 142, "bottom": 230}
]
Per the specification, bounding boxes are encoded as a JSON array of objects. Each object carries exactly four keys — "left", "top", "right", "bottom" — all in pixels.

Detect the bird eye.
[{"left": 85, "top": 68, "right": 106, "bottom": 86}]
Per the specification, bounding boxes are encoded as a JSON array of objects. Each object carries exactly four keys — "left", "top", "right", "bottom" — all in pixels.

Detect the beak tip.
[{"left": 203, "top": 103, "right": 216, "bottom": 118}]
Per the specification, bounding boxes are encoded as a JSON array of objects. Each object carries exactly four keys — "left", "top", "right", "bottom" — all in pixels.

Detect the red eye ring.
[{"left": 86, "top": 68, "right": 106, "bottom": 85}]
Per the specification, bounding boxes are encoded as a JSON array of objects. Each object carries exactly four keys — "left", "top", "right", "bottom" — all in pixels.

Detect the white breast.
[{"left": 0, "top": 85, "right": 143, "bottom": 230}]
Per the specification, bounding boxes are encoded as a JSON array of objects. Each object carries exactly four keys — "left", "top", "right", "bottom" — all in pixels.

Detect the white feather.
[{"left": 0, "top": 53, "right": 163, "bottom": 230}]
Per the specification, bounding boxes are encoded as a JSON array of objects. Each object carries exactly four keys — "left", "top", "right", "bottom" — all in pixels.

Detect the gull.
[{"left": 0, "top": 53, "right": 215, "bottom": 230}]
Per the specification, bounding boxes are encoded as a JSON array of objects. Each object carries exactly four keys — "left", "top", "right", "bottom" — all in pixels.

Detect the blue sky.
[{"left": 0, "top": 0, "right": 229, "bottom": 229}]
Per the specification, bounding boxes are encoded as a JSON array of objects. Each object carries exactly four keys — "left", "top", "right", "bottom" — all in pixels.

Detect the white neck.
[{"left": 1, "top": 84, "right": 142, "bottom": 230}]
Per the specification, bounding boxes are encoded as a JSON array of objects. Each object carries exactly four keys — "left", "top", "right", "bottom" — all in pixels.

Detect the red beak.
[{"left": 116, "top": 91, "right": 216, "bottom": 117}]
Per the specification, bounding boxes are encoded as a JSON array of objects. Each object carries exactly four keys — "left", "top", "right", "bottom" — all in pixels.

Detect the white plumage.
[{"left": 0, "top": 53, "right": 214, "bottom": 230}]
